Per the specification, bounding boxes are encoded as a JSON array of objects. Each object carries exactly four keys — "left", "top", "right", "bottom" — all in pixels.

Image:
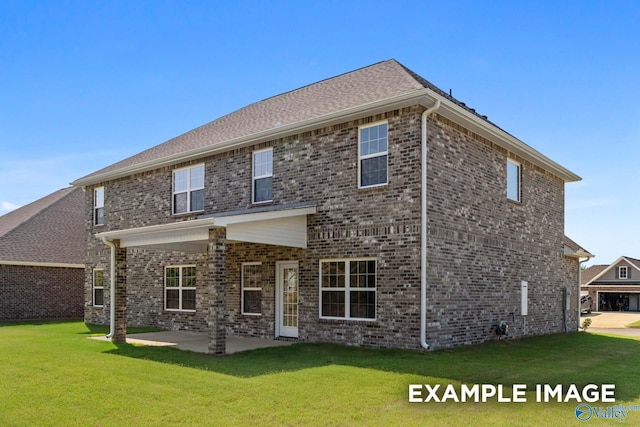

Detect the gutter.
[
  {"left": 420, "top": 99, "right": 440, "bottom": 350},
  {"left": 101, "top": 237, "right": 116, "bottom": 339}
]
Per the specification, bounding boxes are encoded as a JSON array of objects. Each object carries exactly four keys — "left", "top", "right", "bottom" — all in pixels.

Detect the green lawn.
[{"left": 1, "top": 321, "right": 639, "bottom": 426}]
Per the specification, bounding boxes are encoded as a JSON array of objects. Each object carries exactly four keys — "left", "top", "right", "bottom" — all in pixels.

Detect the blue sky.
[{"left": 0, "top": 1, "right": 638, "bottom": 265}]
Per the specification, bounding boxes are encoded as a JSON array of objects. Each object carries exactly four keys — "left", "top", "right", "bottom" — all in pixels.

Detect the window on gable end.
[
  {"left": 619, "top": 266, "right": 628, "bottom": 279},
  {"left": 507, "top": 159, "right": 521, "bottom": 202},
  {"left": 359, "top": 122, "right": 388, "bottom": 188}
]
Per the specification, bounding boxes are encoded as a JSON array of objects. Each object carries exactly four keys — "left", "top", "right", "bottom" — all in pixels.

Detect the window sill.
[
  {"left": 319, "top": 317, "right": 377, "bottom": 323},
  {"left": 172, "top": 210, "right": 204, "bottom": 217},
  {"left": 92, "top": 305, "right": 104, "bottom": 308},
  {"left": 164, "top": 309, "right": 196, "bottom": 313},
  {"left": 242, "top": 313, "right": 263, "bottom": 317},
  {"left": 358, "top": 183, "right": 388, "bottom": 191}
]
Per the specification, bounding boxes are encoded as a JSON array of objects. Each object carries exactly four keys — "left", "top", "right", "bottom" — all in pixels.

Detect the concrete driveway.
[{"left": 582, "top": 312, "right": 640, "bottom": 337}]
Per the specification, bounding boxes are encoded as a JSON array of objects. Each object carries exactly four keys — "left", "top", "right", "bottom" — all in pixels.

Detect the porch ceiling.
[{"left": 95, "top": 203, "right": 317, "bottom": 253}]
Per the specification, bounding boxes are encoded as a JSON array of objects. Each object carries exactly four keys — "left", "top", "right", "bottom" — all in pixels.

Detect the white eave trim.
[
  {"left": 0, "top": 260, "right": 85, "bottom": 268},
  {"left": 72, "top": 87, "right": 580, "bottom": 187},
  {"left": 95, "top": 205, "right": 317, "bottom": 250}
]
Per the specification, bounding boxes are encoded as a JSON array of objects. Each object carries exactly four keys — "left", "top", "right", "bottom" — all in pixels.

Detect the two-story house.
[{"left": 72, "top": 59, "right": 585, "bottom": 353}]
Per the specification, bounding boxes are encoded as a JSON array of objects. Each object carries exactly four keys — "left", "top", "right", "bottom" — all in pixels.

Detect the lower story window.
[
  {"left": 165, "top": 265, "right": 196, "bottom": 311},
  {"left": 320, "top": 259, "right": 376, "bottom": 320},
  {"left": 242, "top": 262, "right": 263, "bottom": 315},
  {"left": 93, "top": 269, "right": 104, "bottom": 307}
]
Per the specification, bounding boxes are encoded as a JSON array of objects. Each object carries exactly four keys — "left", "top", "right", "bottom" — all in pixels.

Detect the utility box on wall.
[{"left": 521, "top": 280, "right": 528, "bottom": 316}]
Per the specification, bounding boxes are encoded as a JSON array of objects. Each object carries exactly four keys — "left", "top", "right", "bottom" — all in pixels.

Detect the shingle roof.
[
  {"left": 0, "top": 187, "right": 85, "bottom": 265},
  {"left": 72, "top": 59, "right": 581, "bottom": 186},
  {"left": 77, "top": 60, "right": 425, "bottom": 181},
  {"left": 625, "top": 257, "right": 640, "bottom": 270},
  {"left": 563, "top": 235, "right": 594, "bottom": 257},
  {"left": 581, "top": 265, "right": 608, "bottom": 285}
]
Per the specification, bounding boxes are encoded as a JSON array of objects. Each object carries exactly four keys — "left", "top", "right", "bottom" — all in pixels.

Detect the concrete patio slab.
[{"left": 91, "top": 331, "right": 294, "bottom": 354}]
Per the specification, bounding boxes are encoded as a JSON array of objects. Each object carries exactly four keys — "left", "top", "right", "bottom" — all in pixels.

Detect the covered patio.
[
  {"left": 92, "top": 331, "right": 294, "bottom": 354},
  {"left": 94, "top": 202, "right": 316, "bottom": 355}
]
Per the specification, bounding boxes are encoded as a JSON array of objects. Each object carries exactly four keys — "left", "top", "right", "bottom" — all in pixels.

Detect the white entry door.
[{"left": 276, "top": 261, "right": 299, "bottom": 338}]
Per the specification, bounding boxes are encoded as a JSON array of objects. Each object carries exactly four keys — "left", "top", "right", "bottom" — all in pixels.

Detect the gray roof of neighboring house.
[
  {"left": 581, "top": 256, "right": 640, "bottom": 285},
  {"left": 72, "top": 59, "right": 581, "bottom": 186},
  {"left": 0, "top": 187, "right": 85, "bottom": 266},
  {"left": 581, "top": 265, "right": 608, "bottom": 285}
]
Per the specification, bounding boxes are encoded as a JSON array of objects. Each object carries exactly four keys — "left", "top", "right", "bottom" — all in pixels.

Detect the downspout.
[
  {"left": 101, "top": 237, "right": 116, "bottom": 339},
  {"left": 420, "top": 100, "right": 440, "bottom": 350},
  {"left": 577, "top": 257, "right": 590, "bottom": 330}
]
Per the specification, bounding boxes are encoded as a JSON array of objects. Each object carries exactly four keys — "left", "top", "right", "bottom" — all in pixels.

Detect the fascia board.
[
  {"left": 0, "top": 260, "right": 85, "bottom": 268},
  {"left": 95, "top": 218, "right": 217, "bottom": 241},
  {"left": 213, "top": 206, "right": 317, "bottom": 226},
  {"left": 71, "top": 91, "right": 430, "bottom": 187}
]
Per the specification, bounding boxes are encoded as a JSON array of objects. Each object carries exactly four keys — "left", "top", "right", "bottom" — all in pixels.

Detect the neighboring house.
[
  {"left": 582, "top": 257, "right": 640, "bottom": 312},
  {"left": 72, "top": 59, "right": 586, "bottom": 353},
  {"left": 0, "top": 187, "right": 85, "bottom": 320}
]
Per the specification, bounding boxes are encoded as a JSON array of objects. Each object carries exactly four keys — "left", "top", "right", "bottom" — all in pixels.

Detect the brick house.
[
  {"left": 582, "top": 257, "right": 640, "bottom": 312},
  {"left": 72, "top": 59, "right": 587, "bottom": 353},
  {"left": 0, "top": 187, "right": 85, "bottom": 320}
]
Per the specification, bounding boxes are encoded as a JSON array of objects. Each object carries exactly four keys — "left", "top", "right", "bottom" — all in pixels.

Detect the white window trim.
[
  {"left": 172, "top": 164, "right": 205, "bottom": 215},
  {"left": 92, "top": 268, "right": 104, "bottom": 307},
  {"left": 619, "top": 266, "right": 628, "bottom": 280},
  {"left": 252, "top": 148, "right": 273, "bottom": 204},
  {"left": 241, "top": 262, "right": 263, "bottom": 316},
  {"left": 319, "top": 257, "right": 377, "bottom": 321},
  {"left": 164, "top": 265, "right": 197, "bottom": 312},
  {"left": 507, "top": 159, "right": 521, "bottom": 202},
  {"left": 358, "top": 121, "right": 389, "bottom": 189},
  {"left": 94, "top": 187, "right": 104, "bottom": 226}
]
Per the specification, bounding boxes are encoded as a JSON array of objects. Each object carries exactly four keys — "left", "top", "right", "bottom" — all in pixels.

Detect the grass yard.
[
  {"left": 626, "top": 320, "right": 640, "bottom": 328},
  {"left": 1, "top": 321, "right": 639, "bottom": 426}
]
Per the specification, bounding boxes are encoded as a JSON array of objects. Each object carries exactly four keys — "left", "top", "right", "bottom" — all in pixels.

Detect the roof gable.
[
  {"left": 584, "top": 256, "right": 640, "bottom": 285},
  {"left": 0, "top": 187, "right": 85, "bottom": 266}
]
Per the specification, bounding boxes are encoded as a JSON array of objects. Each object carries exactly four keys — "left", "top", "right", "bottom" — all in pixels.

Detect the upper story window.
[
  {"left": 619, "top": 266, "right": 629, "bottom": 279},
  {"left": 94, "top": 187, "right": 104, "bottom": 226},
  {"left": 359, "top": 122, "right": 388, "bottom": 188},
  {"left": 253, "top": 148, "right": 273, "bottom": 203},
  {"left": 173, "top": 164, "right": 204, "bottom": 215},
  {"left": 507, "top": 159, "right": 521, "bottom": 202},
  {"left": 320, "top": 259, "right": 376, "bottom": 320}
]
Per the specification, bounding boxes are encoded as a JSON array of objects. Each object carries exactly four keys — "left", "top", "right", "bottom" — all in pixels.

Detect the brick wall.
[
  {"left": 83, "top": 105, "right": 571, "bottom": 350},
  {"left": 0, "top": 264, "right": 84, "bottom": 320},
  {"left": 425, "top": 116, "right": 569, "bottom": 347}
]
